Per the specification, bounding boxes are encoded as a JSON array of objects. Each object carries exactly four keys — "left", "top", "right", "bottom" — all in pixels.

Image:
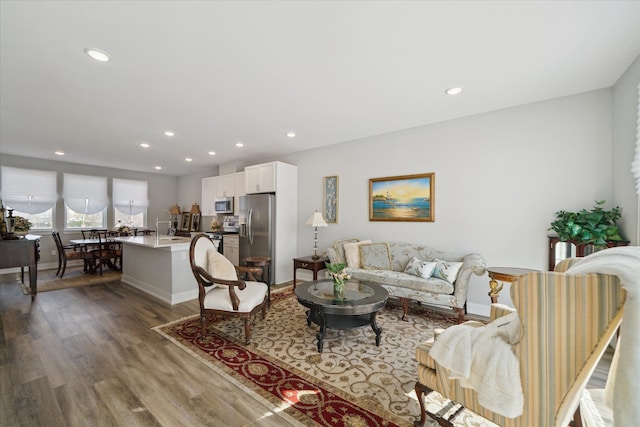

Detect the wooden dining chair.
[
  {"left": 52, "top": 231, "right": 92, "bottom": 278},
  {"left": 81, "top": 229, "right": 107, "bottom": 239},
  {"left": 88, "top": 231, "right": 122, "bottom": 275}
]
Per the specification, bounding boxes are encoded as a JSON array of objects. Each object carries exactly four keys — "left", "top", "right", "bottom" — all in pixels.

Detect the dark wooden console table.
[
  {"left": 0, "top": 235, "right": 40, "bottom": 300},
  {"left": 548, "top": 236, "right": 630, "bottom": 271}
]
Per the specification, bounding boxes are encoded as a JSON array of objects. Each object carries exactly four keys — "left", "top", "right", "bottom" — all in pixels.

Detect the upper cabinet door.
[
  {"left": 233, "top": 172, "right": 245, "bottom": 214},
  {"left": 234, "top": 172, "right": 246, "bottom": 197},
  {"left": 245, "top": 162, "right": 276, "bottom": 193},
  {"left": 201, "top": 177, "right": 218, "bottom": 216}
]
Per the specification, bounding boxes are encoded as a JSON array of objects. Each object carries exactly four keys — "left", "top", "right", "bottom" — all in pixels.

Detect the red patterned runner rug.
[{"left": 154, "top": 288, "right": 458, "bottom": 427}]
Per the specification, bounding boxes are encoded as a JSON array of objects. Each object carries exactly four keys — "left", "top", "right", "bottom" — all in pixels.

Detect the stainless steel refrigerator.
[{"left": 239, "top": 193, "right": 276, "bottom": 284}]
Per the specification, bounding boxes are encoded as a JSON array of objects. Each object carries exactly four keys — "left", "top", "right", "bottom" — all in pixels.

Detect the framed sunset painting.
[{"left": 369, "top": 173, "right": 435, "bottom": 222}]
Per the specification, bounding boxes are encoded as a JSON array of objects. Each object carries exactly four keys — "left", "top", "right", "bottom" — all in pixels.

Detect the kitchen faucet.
[{"left": 156, "top": 209, "right": 175, "bottom": 243}]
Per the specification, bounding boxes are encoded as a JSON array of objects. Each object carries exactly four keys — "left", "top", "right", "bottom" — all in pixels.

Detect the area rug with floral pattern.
[{"left": 154, "top": 287, "right": 494, "bottom": 427}]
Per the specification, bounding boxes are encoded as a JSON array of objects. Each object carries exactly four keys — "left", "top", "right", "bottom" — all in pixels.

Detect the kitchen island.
[{"left": 115, "top": 235, "right": 204, "bottom": 305}]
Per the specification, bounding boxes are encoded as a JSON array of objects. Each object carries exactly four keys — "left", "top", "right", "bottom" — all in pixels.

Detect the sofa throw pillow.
[
  {"left": 344, "top": 240, "right": 372, "bottom": 268},
  {"left": 207, "top": 248, "right": 238, "bottom": 281},
  {"left": 333, "top": 238, "right": 359, "bottom": 264},
  {"left": 432, "top": 259, "right": 463, "bottom": 283},
  {"left": 360, "top": 242, "right": 392, "bottom": 270},
  {"left": 404, "top": 257, "right": 437, "bottom": 278}
]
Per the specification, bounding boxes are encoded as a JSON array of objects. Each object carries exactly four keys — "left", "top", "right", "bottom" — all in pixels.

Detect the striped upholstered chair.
[{"left": 414, "top": 267, "right": 625, "bottom": 427}]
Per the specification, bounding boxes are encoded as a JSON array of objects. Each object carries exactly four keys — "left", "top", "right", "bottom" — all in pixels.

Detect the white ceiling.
[{"left": 1, "top": 1, "right": 639, "bottom": 176}]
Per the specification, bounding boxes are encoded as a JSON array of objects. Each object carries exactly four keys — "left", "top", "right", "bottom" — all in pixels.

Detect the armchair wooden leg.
[
  {"left": 200, "top": 314, "right": 207, "bottom": 338},
  {"left": 415, "top": 381, "right": 464, "bottom": 427},
  {"left": 244, "top": 315, "right": 251, "bottom": 345},
  {"left": 415, "top": 381, "right": 430, "bottom": 427}
]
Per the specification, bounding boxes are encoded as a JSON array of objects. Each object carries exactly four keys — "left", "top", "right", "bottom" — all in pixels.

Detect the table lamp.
[
  {"left": 169, "top": 205, "right": 181, "bottom": 230},
  {"left": 306, "top": 211, "right": 328, "bottom": 259},
  {"left": 190, "top": 203, "right": 201, "bottom": 231}
]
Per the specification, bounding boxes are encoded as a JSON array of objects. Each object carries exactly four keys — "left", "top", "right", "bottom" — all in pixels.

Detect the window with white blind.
[
  {"left": 113, "top": 178, "right": 148, "bottom": 227},
  {"left": 0, "top": 166, "right": 57, "bottom": 230},
  {"left": 63, "top": 173, "right": 107, "bottom": 229}
]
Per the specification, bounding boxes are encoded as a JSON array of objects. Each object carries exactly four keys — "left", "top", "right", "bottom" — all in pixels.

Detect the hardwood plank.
[
  {"left": 0, "top": 364, "right": 21, "bottom": 426},
  {"left": 13, "top": 376, "right": 67, "bottom": 427},
  {"left": 93, "top": 377, "right": 161, "bottom": 426},
  {"left": 53, "top": 381, "right": 118, "bottom": 427}
]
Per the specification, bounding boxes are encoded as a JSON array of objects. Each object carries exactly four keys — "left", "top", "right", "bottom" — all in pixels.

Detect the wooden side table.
[
  {"left": 293, "top": 256, "right": 329, "bottom": 289},
  {"left": 487, "top": 267, "right": 537, "bottom": 303}
]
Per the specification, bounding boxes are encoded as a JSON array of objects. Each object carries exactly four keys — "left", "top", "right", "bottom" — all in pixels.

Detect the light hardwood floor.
[{"left": 0, "top": 268, "right": 612, "bottom": 427}]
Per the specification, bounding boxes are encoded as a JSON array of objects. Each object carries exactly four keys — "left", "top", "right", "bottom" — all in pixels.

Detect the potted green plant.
[{"left": 549, "top": 200, "right": 623, "bottom": 247}]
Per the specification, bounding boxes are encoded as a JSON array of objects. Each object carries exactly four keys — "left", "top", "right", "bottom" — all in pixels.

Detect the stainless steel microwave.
[{"left": 214, "top": 197, "right": 234, "bottom": 214}]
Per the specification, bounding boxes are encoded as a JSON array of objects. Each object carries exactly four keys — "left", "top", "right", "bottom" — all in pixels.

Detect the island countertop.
[{"left": 114, "top": 235, "right": 193, "bottom": 251}]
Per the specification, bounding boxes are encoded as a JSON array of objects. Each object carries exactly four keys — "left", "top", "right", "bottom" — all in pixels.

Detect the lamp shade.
[
  {"left": 190, "top": 203, "right": 201, "bottom": 214},
  {"left": 169, "top": 204, "right": 181, "bottom": 215},
  {"left": 306, "top": 211, "right": 328, "bottom": 228}
]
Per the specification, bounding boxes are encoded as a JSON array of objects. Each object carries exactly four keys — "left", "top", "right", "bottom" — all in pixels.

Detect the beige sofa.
[{"left": 326, "top": 239, "right": 486, "bottom": 322}]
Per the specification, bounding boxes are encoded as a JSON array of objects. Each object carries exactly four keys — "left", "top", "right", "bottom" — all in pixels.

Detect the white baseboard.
[
  {"left": 467, "top": 302, "right": 491, "bottom": 318},
  {"left": 120, "top": 274, "right": 197, "bottom": 305}
]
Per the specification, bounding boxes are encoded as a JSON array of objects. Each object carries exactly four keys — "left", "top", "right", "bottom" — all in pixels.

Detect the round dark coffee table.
[{"left": 295, "top": 279, "right": 389, "bottom": 353}]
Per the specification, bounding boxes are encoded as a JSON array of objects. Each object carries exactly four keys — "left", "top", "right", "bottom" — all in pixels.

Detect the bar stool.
[{"left": 243, "top": 256, "right": 272, "bottom": 306}]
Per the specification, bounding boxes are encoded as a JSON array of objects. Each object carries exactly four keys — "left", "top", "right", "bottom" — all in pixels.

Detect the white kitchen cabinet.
[
  {"left": 245, "top": 162, "right": 277, "bottom": 193},
  {"left": 223, "top": 234, "right": 239, "bottom": 265},
  {"left": 217, "top": 174, "right": 235, "bottom": 198},
  {"left": 233, "top": 171, "right": 245, "bottom": 214},
  {"left": 203, "top": 172, "right": 245, "bottom": 215},
  {"left": 201, "top": 176, "right": 218, "bottom": 216}
]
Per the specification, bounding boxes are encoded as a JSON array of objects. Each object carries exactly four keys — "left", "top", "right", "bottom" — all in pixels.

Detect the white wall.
[
  {"left": 281, "top": 89, "right": 614, "bottom": 315},
  {"left": 612, "top": 54, "right": 640, "bottom": 245}
]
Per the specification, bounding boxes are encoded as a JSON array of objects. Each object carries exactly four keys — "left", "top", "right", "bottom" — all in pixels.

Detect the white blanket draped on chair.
[
  {"left": 566, "top": 246, "right": 640, "bottom": 427},
  {"left": 429, "top": 310, "right": 524, "bottom": 418}
]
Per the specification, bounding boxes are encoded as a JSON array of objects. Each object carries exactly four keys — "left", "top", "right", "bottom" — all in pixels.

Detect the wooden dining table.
[{"left": 69, "top": 238, "right": 122, "bottom": 273}]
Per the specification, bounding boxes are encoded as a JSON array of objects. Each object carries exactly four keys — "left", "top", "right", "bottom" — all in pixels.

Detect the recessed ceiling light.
[
  {"left": 164, "top": 130, "right": 175, "bottom": 137},
  {"left": 445, "top": 87, "right": 463, "bottom": 95},
  {"left": 286, "top": 131, "right": 296, "bottom": 138},
  {"left": 185, "top": 157, "right": 193, "bottom": 162},
  {"left": 235, "top": 142, "right": 244, "bottom": 148},
  {"left": 84, "top": 48, "right": 110, "bottom": 62},
  {"left": 140, "top": 143, "right": 150, "bottom": 148},
  {"left": 54, "top": 151, "right": 65, "bottom": 156},
  {"left": 155, "top": 166, "right": 162, "bottom": 170},
  {"left": 208, "top": 151, "right": 216, "bottom": 156}
]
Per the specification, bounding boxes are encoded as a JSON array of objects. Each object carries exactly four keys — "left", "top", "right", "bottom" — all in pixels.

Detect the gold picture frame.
[
  {"left": 323, "top": 175, "right": 338, "bottom": 223},
  {"left": 369, "top": 173, "right": 435, "bottom": 222}
]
